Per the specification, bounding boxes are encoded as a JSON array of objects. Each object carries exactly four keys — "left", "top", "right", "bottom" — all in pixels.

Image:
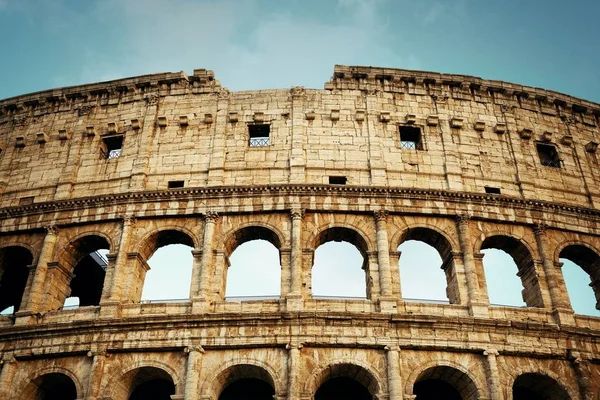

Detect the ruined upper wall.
[{"left": 0, "top": 65, "right": 599, "bottom": 211}]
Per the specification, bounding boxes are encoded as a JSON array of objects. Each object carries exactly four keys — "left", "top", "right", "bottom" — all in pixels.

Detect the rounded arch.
[
  {"left": 19, "top": 366, "right": 83, "bottom": 400},
  {"left": 222, "top": 224, "right": 283, "bottom": 257},
  {"left": 312, "top": 225, "right": 371, "bottom": 258},
  {"left": 557, "top": 241, "right": 600, "bottom": 314},
  {"left": 0, "top": 245, "right": 34, "bottom": 313},
  {"left": 395, "top": 225, "right": 456, "bottom": 261},
  {"left": 57, "top": 233, "right": 112, "bottom": 270},
  {"left": 507, "top": 365, "right": 578, "bottom": 400},
  {"left": 0, "top": 241, "right": 38, "bottom": 264},
  {"left": 404, "top": 360, "right": 484, "bottom": 400},
  {"left": 512, "top": 372, "right": 571, "bottom": 400},
  {"left": 204, "top": 359, "right": 282, "bottom": 400},
  {"left": 304, "top": 360, "right": 383, "bottom": 399},
  {"left": 138, "top": 227, "right": 197, "bottom": 261},
  {"left": 480, "top": 233, "right": 543, "bottom": 308},
  {"left": 104, "top": 360, "right": 182, "bottom": 400}
]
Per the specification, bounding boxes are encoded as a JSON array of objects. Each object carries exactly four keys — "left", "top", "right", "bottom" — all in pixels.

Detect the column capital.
[
  {"left": 184, "top": 345, "right": 205, "bottom": 354},
  {"left": 286, "top": 342, "right": 303, "bottom": 350},
  {"left": 374, "top": 210, "right": 389, "bottom": 222},
  {"left": 191, "top": 249, "right": 203, "bottom": 258},
  {"left": 87, "top": 349, "right": 108, "bottom": 358},
  {"left": 456, "top": 214, "right": 471, "bottom": 226},
  {"left": 122, "top": 215, "right": 136, "bottom": 226},
  {"left": 44, "top": 224, "right": 59, "bottom": 235},
  {"left": 533, "top": 222, "right": 547, "bottom": 236},
  {"left": 290, "top": 208, "right": 304, "bottom": 220},
  {"left": 483, "top": 349, "right": 499, "bottom": 357},
  {"left": 203, "top": 211, "right": 219, "bottom": 223},
  {"left": 384, "top": 345, "right": 400, "bottom": 352}
]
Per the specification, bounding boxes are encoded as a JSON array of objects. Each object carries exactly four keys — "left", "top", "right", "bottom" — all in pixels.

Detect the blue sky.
[
  {"left": 1, "top": 0, "right": 599, "bottom": 316},
  {"left": 0, "top": 0, "right": 599, "bottom": 102}
]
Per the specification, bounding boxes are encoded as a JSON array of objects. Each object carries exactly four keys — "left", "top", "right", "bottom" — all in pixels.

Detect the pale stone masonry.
[{"left": 0, "top": 65, "right": 598, "bottom": 398}]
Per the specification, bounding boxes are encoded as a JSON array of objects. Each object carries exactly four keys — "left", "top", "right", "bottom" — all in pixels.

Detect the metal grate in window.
[
  {"left": 107, "top": 149, "right": 122, "bottom": 159},
  {"left": 249, "top": 137, "right": 270, "bottom": 147},
  {"left": 401, "top": 141, "right": 417, "bottom": 150}
]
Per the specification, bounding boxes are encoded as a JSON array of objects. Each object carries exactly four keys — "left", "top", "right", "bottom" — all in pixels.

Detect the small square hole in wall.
[
  {"left": 329, "top": 176, "right": 347, "bottom": 185},
  {"left": 19, "top": 196, "right": 34, "bottom": 205},
  {"left": 101, "top": 135, "right": 123, "bottom": 159},
  {"left": 485, "top": 186, "right": 501, "bottom": 195},
  {"left": 536, "top": 143, "right": 561, "bottom": 168},
  {"left": 399, "top": 126, "right": 423, "bottom": 150},
  {"left": 248, "top": 124, "right": 270, "bottom": 147},
  {"left": 168, "top": 180, "right": 184, "bottom": 189}
]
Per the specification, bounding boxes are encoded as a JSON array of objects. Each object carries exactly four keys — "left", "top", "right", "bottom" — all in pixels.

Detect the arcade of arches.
[{"left": 0, "top": 212, "right": 599, "bottom": 399}]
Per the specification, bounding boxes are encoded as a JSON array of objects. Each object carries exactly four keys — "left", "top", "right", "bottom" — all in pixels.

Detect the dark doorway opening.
[
  {"left": 36, "top": 373, "right": 77, "bottom": 400},
  {"left": 129, "top": 378, "right": 175, "bottom": 400},
  {"left": 219, "top": 378, "right": 275, "bottom": 400},
  {"left": 414, "top": 379, "right": 461, "bottom": 400},
  {"left": 315, "top": 377, "right": 371, "bottom": 400}
]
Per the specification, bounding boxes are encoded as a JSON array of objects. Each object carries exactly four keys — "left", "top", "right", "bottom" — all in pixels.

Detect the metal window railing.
[
  {"left": 540, "top": 157, "right": 561, "bottom": 168},
  {"left": 107, "top": 148, "right": 122, "bottom": 159},
  {"left": 249, "top": 137, "right": 270, "bottom": 147},
  {"left": 401, "top": 141, "right": 417, "bottom": 150}
]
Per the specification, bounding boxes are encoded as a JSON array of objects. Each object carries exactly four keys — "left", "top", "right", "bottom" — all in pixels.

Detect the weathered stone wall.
[{"left": 0, "top": 66, "right": 598, "bottom": 399}]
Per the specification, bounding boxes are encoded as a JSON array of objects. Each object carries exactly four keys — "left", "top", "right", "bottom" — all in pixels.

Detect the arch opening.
[
  {"left": 512, "top": 373, "right": 570, "bottom": 400},
  {"left": 141, "top": 230, "right": 195, "bottom": 302},
  {"left": 560, "top": 244, "right": 600, "bottom": 316},
  {"left": 312, "top": 363, "right": 379, "bottom": 400},
  {"left": 398, "top": 228, "right": 456, "bottom": 304},
  {"left": 413, "top": 366, "right": 478, "bottom": 400},
  {"left": 481, "top": 248, "right": 526, "bottom": 307},
  {"left": 481, "top": 235, "right": 542, "bottom": 308},
  {"left": 216, "top": 364, "right": 276, "bottom": 400},
  {"left": 113, "top": 366, "right": 175, "bottom": 400},
  {"left": 21, "top": 372, "right": 77, "bottom": 400},
  {"left": 0, "top": 246, "right": 33, "bottom": 315},
  {"left": 226, "top": 240, "right": 281, "bottom": 299},
  {"left": 312, "top": 227, "right": 368, "bottom": 299},
  {"left": 223, "top": 226, "right": 282, "bottom": 300},
  {"left": 59, "top": 235, "right": 110, "bottom": 309}
]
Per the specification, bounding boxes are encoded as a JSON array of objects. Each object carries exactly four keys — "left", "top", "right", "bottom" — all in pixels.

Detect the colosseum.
[{"left": 0, "top": 64, "right": 598, "bottom": 399}]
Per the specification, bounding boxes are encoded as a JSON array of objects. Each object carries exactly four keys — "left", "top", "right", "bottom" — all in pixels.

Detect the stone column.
[
  {"left": 86, "top": 350, "right": 108, "bottom": 400},
  {"left": 456, "top": 215, "right": 488, "bottom": 317},
  {"left": 0, "top": 357, "right": 16, "bottom": 399},
  {"left": 279, "top": 249, "right": 291, "bottom": 298},
  {"left": 375, "top": 211, "right": 396, "bottom": 312},
  {"left": 484, "top": 349, "right": 503, "bottom": 400},
  {"left": 18, "top": 226, "right": 58, "bottom": 316},
  {"left": 108, "top": 216, "right": 135, "bottom": 302},
  {"left": 184, "top": 346, "right": 204, "bottom": 400},
  {"left": 570, "top": 352, "right": 594, "bottom": 400},
  {"left": 533, "top": 223, "right": 575, "bottom": 325},
  {"left": 287, "top": 208, "right": 304, "bottom": 311},
  {"left": 43, "top": 261, "right": 74, "bottom": 311},
  {"left": 386, "top": 346, "right": 402, "bottom": 400},
  {"left": 189, "top": 248, "right": 203, "bottom": 300},
  {"left": 194, "top": 212, "right": 218, "bottom": 312},
  {"left": 287, "top": 343, "right": 302, "bottom": 400}
]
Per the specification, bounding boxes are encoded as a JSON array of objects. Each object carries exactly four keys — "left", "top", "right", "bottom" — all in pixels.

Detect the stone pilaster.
[
  {"left": 484, "top": 349, "right": 503, "bottom": 400},
  {"left": 287, "top": 208, "right": 304, "bottom": 311},
  {"left": 456, "top": 215, "right": 488, "bottom": 317},
  {"left": 188, "top": 248, "right": 203, "bottom": 300},
  {"left": 184, "top": 345, "right": 204, "bottom": 400},
  {"left": 106, "top": 216, "right": 135, "bottom": 303},
  {"left": 289, "top": 87, "right": 306, "bottom": 183},
  {"left": 375, "top": 211, "right": 396, "bottom": 312},
  {"left": 386, "top": 346, "right": 402, "bottom": 400},
  {"left": 287, "top": 343, "right": 302, "bottom": 400},
  {"left": 207, "top": 90, "right": 229, "bottom": 185},
  {"left": 193, "top": 212, "right": 218, "bottom": 312},
  {"left": 533, "top": 223, "right": 575, "bottom": 325},
  {"left": 43, "top": 261, "right": 74, "bottom": 311},
  {"left": 86, "top": 350, "right": 107, "bottom": 400},
  {"left": 0, "top": 357, "right": 16, "bottom": 399},
  {"left": 17, "top": 225, "right": 58, "bottom": 318}
]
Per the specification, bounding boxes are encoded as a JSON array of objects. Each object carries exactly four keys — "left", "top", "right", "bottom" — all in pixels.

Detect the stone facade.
[{"left": 0, "top": 65, "right": 598, "bottom": 399}]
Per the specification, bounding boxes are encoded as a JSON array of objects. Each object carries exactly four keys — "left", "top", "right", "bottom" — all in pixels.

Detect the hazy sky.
[{"left": 1, "top": 0, "right": 598, "bottom": 316}]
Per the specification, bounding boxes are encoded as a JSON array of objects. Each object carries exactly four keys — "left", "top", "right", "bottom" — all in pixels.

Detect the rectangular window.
[
  {"left": 399, "top": 126, "right": 423, "bottom": 150},
  {"left": 168, "top": 180, "right": 184, "bottom": 189},
  {"left": 485, "top": 186, "right": 501, "bottom": 194},
  {"left": 248, "top": 124, "right": 270, "bottom": 147},
  {"left": 536, "top": 143, "right": 561, "bottom": 168},
  {"left": 329, "top": 176, "right": 347, "bottom": 185},
  {"left": 102, "top": 135, "right": 123, "bottom": 159},
  {"left": 19, "top": 196, "right": 34, "bottom": 205}
]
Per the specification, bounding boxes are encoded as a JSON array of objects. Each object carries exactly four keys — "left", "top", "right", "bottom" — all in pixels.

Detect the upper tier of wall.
[{"left": 1, "top": 65, "right": 599, "bottom": 210}]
